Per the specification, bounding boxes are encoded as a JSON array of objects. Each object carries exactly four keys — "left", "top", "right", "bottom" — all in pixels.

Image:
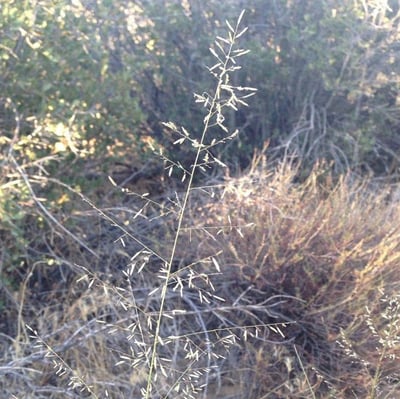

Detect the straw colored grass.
[
  {"left": 2, "top": 158, "right": 400, "bottom": 398},
  {"left": 177, "top": 157, "right": 400, "bottom": 398}
]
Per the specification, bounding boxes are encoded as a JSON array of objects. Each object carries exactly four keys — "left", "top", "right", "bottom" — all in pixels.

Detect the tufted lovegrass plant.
[
  {"left": 143, "top": 9, "right": 256, "bottom": 398},
  {"left": 140, "top": 10, "right": 258, "bottom": 398},
  {"left": 22, "top": 10, "right": 257, "bottom": 399}
]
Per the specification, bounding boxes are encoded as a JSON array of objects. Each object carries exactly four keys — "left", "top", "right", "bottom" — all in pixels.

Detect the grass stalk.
[{"left": 144, "top": 10, "right": 250, "bottom": 398}]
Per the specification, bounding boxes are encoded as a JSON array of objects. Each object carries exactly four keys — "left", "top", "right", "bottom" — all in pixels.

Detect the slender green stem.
[{"left": 144, "top": 16, "right": 242, "bottom": 399}]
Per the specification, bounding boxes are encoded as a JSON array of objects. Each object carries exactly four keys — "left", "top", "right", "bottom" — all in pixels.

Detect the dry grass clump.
[
  {"left": 2, "top": 159, "right": 400, "bottom": 398},
  {"left": 178, "top": 158, "right": 400, "bottom": 398}
]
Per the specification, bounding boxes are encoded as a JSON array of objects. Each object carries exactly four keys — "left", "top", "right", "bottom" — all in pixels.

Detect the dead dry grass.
[
  {"left": 2, "top": 158, "right": 400, "bottom": 398},
  {"left": 179, "top": 158, "right": 400, "bottom": 398}
]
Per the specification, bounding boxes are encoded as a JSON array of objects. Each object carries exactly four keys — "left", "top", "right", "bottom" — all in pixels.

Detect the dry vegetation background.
[{"left": 1, "top": 1, "right": 400, "bottom": 398}]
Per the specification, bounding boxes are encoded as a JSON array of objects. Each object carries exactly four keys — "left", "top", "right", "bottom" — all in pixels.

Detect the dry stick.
[
  {"left": 9, "top": 155, "right": 101, "bottom": 358},
  {"left": 29, "top": 174, "right": 171, "bottom": 264},
  {"left": 144, "top": 11, "right": 247, "bottom": 398},
  {"left": 293, "top": 344, "right": 316, "bottom": 399},
  {"left": 9, "top": 154, "right": 100, "bottom": 259},
  {"left": 6, "top": 320, "right": 111, "bottom": 372},
  {"left": 14, "top": 263, "right": 38, "bottom": 358}
]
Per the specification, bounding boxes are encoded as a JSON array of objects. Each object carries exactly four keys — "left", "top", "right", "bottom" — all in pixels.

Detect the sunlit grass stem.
[{"left": 144, "top": 10, "right": 249, "bottom": 398}]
